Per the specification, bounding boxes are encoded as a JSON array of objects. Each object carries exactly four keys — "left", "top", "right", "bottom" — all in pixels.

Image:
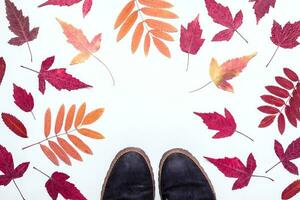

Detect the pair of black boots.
[{"left": 101, "top": 148, "right": 216, "bottom": 200}]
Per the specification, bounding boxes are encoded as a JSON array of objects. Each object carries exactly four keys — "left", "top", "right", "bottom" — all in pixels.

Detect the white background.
[{"left": 0, "top": 0, "right": 300, "bottom": 199}]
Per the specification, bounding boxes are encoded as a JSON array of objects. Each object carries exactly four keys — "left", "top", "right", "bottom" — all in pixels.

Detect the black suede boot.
[
  {"left": 101, "top": 147, "right": 155, "bottom": 200},
  {"left": 159, "top": 149, "right": 216, "bottom": 200}
]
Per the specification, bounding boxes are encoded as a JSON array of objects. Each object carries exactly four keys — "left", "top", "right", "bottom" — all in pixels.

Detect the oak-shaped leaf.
[
  {"left": 266, "top": 138, "right": 300, "bottom": 175},
  {"left": 0, "top": 144, "right": 29, "bottom": 200},
  {"left": 35, "top": 56, "right": 91, "bottom": 94},
  {"left": 205, "top": 0, "right": 247, "bottom": 43},
  {"left": 282, "top": 179, "right": 300, "bottom": 200},
  {"left": 180, "top": 15, "right": 205, "bottom": 71},
  {"left": 249, "top": 0, "right": 276, "bottom": 24},
  {"left": 0, "top": 58, "right": 6, "bottom": 86},
  {"left": 258, "top": 67, "right": 300, "bottom": 134},
  {"left": 266, "top": 21, "right": 300, "bottom": 67},
  {"left": 5, "top": 0, "right": 39, "bottom": 62},
  {"left": 1, "top": 113, "right": 27, "bottom": 138},
  {"left": 23, "top": 103, "right": 104, "bottom": 166},
  {"left": 194, "top": 108, "right": 253, "bottom": 141},
  {"left": 114, "top": 0, "right": 178, "bottom": 57}
]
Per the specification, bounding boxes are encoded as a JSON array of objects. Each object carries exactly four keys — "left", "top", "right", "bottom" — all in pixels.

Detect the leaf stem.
[
  {"left": 22, "top": 129, "right": 76, "bottom": 150},
  {"left": 265, "top": 161, "right": 281, "bottom": 173},
  {"left": 186, "top": 53, "right": 190, "bottom": 71},
  {"left": 13, "top": 179, "right": 26, "bottom": 200},
  {"left": 266, "top": 46, "right": 279, "bottom": 68},
  {"left": 252, "top": 174, "right": 274, "bottom": 182},
  {"left": 91, "top": 54, "right": 115, "bottom": 86},
  {"left": 189, "top": 81, "right": 212, "bottom": 93},
  {"left": 20, "top": 66, "right": 39, "bottom": 73},
  {"left": 26, "top": 42, "right": 33, "bottom": 62},
  {"left": 33, "top": 166, "right": 50, "bottom": 178},
  {"left": 235, "top": 30, "right": 248, "bottom": 44},
  {"left": 30, "top": 111, "right": 36, "bottom": 120},
  {"left": 235, "top": 130, "right": 254, "bottom": 142}
]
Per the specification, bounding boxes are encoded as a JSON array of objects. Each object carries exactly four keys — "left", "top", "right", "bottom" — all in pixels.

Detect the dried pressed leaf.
[
  {"left": 82, "top": 108, "right": 104, "bottom": 125},
  {"left": 257, "top": 106, "right": 280, "bottom": 114},
  {"left": 55, "top": 104, "right": 65, "bottom": 134},
  {"left": 138, "top": 0, "right": 173, "bottom": 8},
  {"left": 284, "top": 68, "right": 299, "bottom": 81},
  {"left": 131, "top": 22, "right": 144, "bottom": 53},
  {"left": 145, "top": 19, "right": 177, "bottom": 32},
  {"left": 265, "top": 86, "right": 289, "bottom": 98},
  {"left": 77, "top": 128, "right": 104, "bottom": 139},
  {"left": 40, "top": 144, "right": 59, "bottom": 166},
  {"left": 75, "top": 103, "right": 86, "bottom": 128},
  {"left": 57, "top": 137, "right": 82, "bottom": 161},
  {"left": 141, "top": 7, "right": 178, "bottom": 18},
  {"left": 153, "top": 37, "right": 171, "bottom": 58},
  {"left": 65, "top": 105, "right": 76, "bottom": 132},
  {"left": 261, "top": 95, "right": 285, "bottom": 107},
  {"left": 48, "top": 140, "right": 71, "bottom": 165},
  {"left": 150, "top": 30, "right": 174, "bottom": 41},
  {"left": 68, "top": 134, "right": 93, "bottom": 154},
  {"left": 144, "top": 32, "right": 150, "bottom": 55},
  {"left": 285, "top": 106, "right": 297, "bottom": 127},
  {"left": 278, "top": 113, "right": 285, "bottom": 134},
  {"left": 44, "top": 108, "right": 51, "bottom": 138},
  {"left": 117, "top": 10, "right": 138, "bottom": 42},
  {"left": 275, "top": 76, "right": 294, "bottom": 90},
  {"left": 114, "top": 0, "right": 135, "bottom": 29},
  {"left": 259, "top": 115, "right": 276, "bottom": 127}
]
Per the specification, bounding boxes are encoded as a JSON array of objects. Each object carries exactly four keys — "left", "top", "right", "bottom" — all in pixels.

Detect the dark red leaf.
[
  {"left": 45, "top": 172, "right": 87, "bottom": 200},
  {"left": 261, "top": 95, "right": 285, "bottom": 107},
  {"left": 285, "top": 106, "right": 297, "bottom": 128},
  {"left": 249, "top": 0, "right": 276, "bottom": 24},
  {"left": 194, "top": 108, "right": 236, "bottom": 139},
  {"left": 1, "top": 113, "right": 27, "bottom": 138},
  {"left": 38, "top": 0, "right": 82, "bottom": 7},
  {"left": 275, "top": 76, "right": 294, "bottom": 90},
  {"left": 204, "top": 153, "right": 256, "bottom": 190},
  {"left": 258, "top": 115, "right": 276, "bottom": 128},
  {"left": 0, "top": 58, "right": 6, "bottom": 86},
  {"left": 212, "top": 29, "right": 234, "bottom": 41},
  {"left": 265, "top": 85, "right": 289, "bottom": 98},
  {"left": 38, "top": 56, "right": 91, "bottom": 94},
  {"left": 257, "top": 106, "right": 279, "bottom": 114},
  {"left": 277, "top": 113, "right": 285, "bottom": 134},
  {"left": 282, "top": 179, "right": 300, "bottom": 199},
  {"left": 13, "top": 84, "right": 34, "bottom": 113},
  {"left": 13, "top": 162, "right": 30, "bottom": 178},
  {"left": 82, "top": 0, "right": 92, "bottom": 17},
  {"left": 284, "top": 68, "right": 299, "bottom": 81}
]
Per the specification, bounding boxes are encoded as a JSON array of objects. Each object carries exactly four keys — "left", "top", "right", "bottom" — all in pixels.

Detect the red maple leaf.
[
  {"left": 194, "top": 108, "right": 253, "bottom": 141},
  {"left": 180, "top": 15, "right": 205, "bottom": 71},
  {"left": 0, "top": 58, "right": 6, "bottom": 86},
  {"left": 266, "top": 138, "right": 300, "bottom": 175},
  {"left": 266, "top": 20, "right": 300, "bottom": 67},
  {"left": 205, "top": 0, "right": 247, "bottom": 43},
  {"left": 13, "top": 84, "right": 35, "bottom": 119},
  {"left": 0, "top": 144, "right": 30, "bottom": 199},
  {"left": 45, "top": 172, "right": 87, "bottom": 200},
  {"left": 205, "top": 153, "right": 273, "bottom": 190},
  {"left": 249, "top": 0, "right": 276, "bottom": 24},
  {"left": 5, "top": 0, "right": 39, "bottom": 62}
]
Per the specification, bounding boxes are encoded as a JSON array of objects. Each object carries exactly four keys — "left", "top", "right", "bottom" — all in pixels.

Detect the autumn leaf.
[
  {"left": 266, "top": 20, "right": 300, "bottom": 68},
  {"left": 114, "top": 0, "right": 177, "bottom": 57},
  {"left": 194, "top": 108, "right": 253, "bottom": 141},
  {"left": 20, "top": 56, "right": 91, "bottom": 94},
  {"left": 0, "top": 144, "right": 30, "bottom": 200},
  {"left": 5, "top": 0, "right": 39, "bottom": 62},
  {"left": 22, "top": 103, "right": 104, "bottom": 166},
  {"left": 56, "top": 18, "right": 115, "bottom": 85},
  {"left": 205, "top": 153, "right": 273, "bottom": 190},
  {"left": 190, "top": 53, "right": 256, "bottom": 93},
  {"left": 258, "top": 68, "right": 300, "bottom": 134},
  {"left": 266, "top": 138, "right": 300, "bottom": 175},
  {"left": 13, "top": 84, "right": 35, "bottom": 120},
  {"left": 282, "top": 179, "right": 300, "bottom": 200},
  {"left": 205, "top": 0, "right": 247, "bottom": 43},
  {"left": 82, "top": 0, "right": 93, "bottom": 17},
  {"left": 249, "top": 0, "right": 276, "bottom": 24},
  {"left": 0, "top": 58, "right": 6, "bottom": 86},
  {"left": 1, "top": 113, "right": 27, "bottom": 138},
  {"left": 33, "top": 167, "right": 86, "bottom": 200},
  {"left": 180, "top": 15, "right": 205, "bottom": 71}
]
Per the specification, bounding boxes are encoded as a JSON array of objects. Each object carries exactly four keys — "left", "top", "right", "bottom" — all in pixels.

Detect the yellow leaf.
[{"left": 71, "top": 52, "right": 91, "bottom": 65}]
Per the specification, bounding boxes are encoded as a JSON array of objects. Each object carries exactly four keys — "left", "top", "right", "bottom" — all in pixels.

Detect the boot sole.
[
  {"left": 158, "top": 148, "right": 216, "bottom": 200},
  {"left": 100, "top": 147, "right": 155, "bottom": 200}
]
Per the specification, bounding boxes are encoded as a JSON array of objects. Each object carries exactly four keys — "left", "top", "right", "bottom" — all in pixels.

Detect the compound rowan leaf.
[
  {"left": 0, "top": 58, "right": 6, "bottom": 87},
  {"left": 13, "top": 84, "right": 34, "bottom": 115},
  {"left": 205, "top": 153, "right": 257, "bottom": 190},
  {"left": 37, "top": 56, "right": 91, "bottom": 94},
  {"left": 209, "top": 53, "right": 256, "bottom": 92},
  {"left": 40, "top": 144, "right": 59, "bottom": 166},
  {"left": 249, "top": 0, "right": 276, "bottom": 23},
  {"left": 45, "top": 172, "right": 87, "bottom": 200},
  {"left": 282, "top": 180, "right": 300, "bottom": 200},
  {"left": 1, "top": 113, "right": 27, "bottom": 138}
]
